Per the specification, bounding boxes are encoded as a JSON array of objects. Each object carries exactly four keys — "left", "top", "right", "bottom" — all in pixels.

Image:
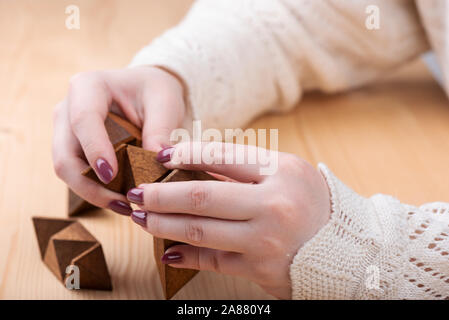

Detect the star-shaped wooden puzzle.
[
  {"left": 68, "top": 112, "right": 216, "bottom": 299},
  {"left": 32, "top": 217, "right": 112, "bottom": 290}
]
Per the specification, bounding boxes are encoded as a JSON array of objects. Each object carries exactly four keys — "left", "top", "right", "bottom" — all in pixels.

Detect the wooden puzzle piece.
[
  {"left": 68, "top": 112, "right": 142, "bottom": 217},
  {"left": 32, "top": 217, "right": 112, "bottom": 290},
  {"left": 82, "top": 144, "right": 133, "bottom": 194},
  {"left": 153, "top": 169, "right": 217, "bottom": 299},
  {"left": 74, "top": 112, "right": 219, "bottom": 298},
  {"left": 68, "top": 189, "right": 98, "bottom": 217}
]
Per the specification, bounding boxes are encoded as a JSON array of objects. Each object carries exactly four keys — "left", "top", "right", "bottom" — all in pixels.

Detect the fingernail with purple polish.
[
  {"left": 108, "top": 200, "right": 132, "bottom": 216},
  {"left": 131, "top": 210, "right": 148, "bottom": 227},
  {"left": 127, "top": 188, "right": 144, "bottom": 205},
  {"left": 156, "top": 147, "right": 174, "bottom": 163},
  {"left": 161, "top": 252, "right": 183, "bottom": 264},
  {"left": 95, "top": 158, "right": 113, "bottom": 184}
]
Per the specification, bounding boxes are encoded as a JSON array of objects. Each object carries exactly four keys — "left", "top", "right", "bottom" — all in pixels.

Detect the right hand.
[{"left": 52, "top": 66, "right": 186, "bottom": 215}]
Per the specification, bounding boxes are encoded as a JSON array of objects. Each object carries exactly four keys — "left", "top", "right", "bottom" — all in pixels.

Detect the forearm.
[
  {"left": 130, "top": 0, "right": 428, "bottom": 131},
  {"left": 290, "top": 164, "right": 449, "bottom": 299}
]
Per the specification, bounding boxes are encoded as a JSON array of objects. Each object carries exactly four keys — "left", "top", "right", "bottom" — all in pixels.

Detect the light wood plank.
[{"left": 0, "top": 0, "right": 448, "bottom": 299}]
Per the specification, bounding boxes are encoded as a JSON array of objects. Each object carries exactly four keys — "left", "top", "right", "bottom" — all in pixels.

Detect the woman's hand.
[
  {"left": 126, "top": 142, "right": 331, "bottom": 299},
  {"left": 52, "top": 66, "right": 185, "bottom": 215}
]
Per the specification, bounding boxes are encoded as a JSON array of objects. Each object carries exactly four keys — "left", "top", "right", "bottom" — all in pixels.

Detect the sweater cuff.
[{"left": 289, "top": 163, "right": 382, "bottom": 299}]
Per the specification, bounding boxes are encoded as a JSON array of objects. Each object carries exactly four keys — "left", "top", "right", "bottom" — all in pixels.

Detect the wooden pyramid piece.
[
  {"left": 70, "top": 243, "right": 113, "bottom": 290},
  {"left": 152, "top": 169, "right": 217, "bottom": 299},
  {"left": 104, "top": 112, "right": 142, "bottom": 147},
  {"left": 126, "top": 145, "right": 170, "bottom": 186},
  {"left": 32, "top": 217, "right": 74, "bottom": 259},
  {"left": 32, "top": 217, "right": 112, "bottom": 290},
  {"left": 78, "top": 121, "right": 219, "bottom": 297},
  {"left": 68, "top": 112, "right": 142, "bottom": 217},
  {"left": 68, "top": 189, "right": 98, "bottom": 217},
  {"left": 82, "top": 144, "right": 134, "bottom": 194}
]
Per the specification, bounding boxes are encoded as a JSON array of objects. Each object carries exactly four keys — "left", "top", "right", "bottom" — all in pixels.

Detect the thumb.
[{"left": 141, "top": 84, "right": 186, "bottom": 152}]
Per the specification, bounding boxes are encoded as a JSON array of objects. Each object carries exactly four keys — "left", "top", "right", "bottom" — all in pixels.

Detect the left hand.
[{"left": 126, "top": 142, "right": 331, "bottom": 299}]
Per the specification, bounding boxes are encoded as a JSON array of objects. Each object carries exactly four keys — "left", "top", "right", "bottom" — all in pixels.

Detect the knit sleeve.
[
  {"left": 129, "top": 0, "right": 428, "bottom": 131},
  {"left": 290, "top": 163, "right": 449, "bottom": 299}
]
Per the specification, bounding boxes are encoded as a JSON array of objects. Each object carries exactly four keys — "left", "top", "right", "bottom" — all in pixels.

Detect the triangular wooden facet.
[
  {"left": 127, "top": 145, "right": 170, "bottom": 186},
  {"left": 82, "top": 144, "right": 133, "bottom": 194},
  {"left": 32, "top": 217, "right": 112, "bottom": 290},
  {"left": 106, "top": 112, "right": 142, "bottom": 146},
  {"left": 68, "top": 189, "right": 98, "bottom": 217},
  {"left": 154, "top": 169, "right": 217, "bottom": 299},
  {"left": 70, "top": 243, "right": 112, "bottom": 290},
  {"left": 52, "top": 221, "right": 97, "bottom": 242},
  {"left": 32, "top": 217, "right": 75, "bottom": 259},
  {"left": 68, "top": 112, "right": 142, "bottom": 217},
  {"left": 153, "top": 238, "right": 198, "bottom": 299},
  {"left": 52, "top": 239, "right": 97, "bottom": 280}
]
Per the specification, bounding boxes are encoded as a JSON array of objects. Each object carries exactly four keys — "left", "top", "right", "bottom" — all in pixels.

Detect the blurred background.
[{"left": 0, "top": 0, "right": 448, "bottom": 299}]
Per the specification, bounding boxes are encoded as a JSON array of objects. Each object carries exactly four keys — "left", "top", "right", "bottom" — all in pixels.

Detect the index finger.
[
  {"left": 161, "top": 141, "right": 277, "bottom": 183},
  {"left": 68, "top": 72, "right": 117, "bottom": 184}
]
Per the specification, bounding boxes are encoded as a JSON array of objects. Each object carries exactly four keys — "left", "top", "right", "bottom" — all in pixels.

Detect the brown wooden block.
[
  {"left": 68, "top": 113, "right": 142, "bottom": 217},
  {"left": 68, "top": 189, "right": 98, "bottom": 217},
  {"left": 104, "top": 112, "right": 142, "bottom": 147},
  {"left": 82, "top": 144, "right": 134, "bottom": 194},
  {"left": 32, "top": 217, "right": 112, "bottom": 290},
  {"left": 153, "top": 238, "right": 198, "bottom": 300},
  {"left": 71, "top": 243, "right": 113, "bottom": 290},
  {"left": 126, "top": 145, "right": 170, "bottom": 186},
  {"left": 80, "top": 140, "right": 218, "bottom": 297},
  {"left": 105, "top": 112, "right": 142, "bottom": 147},
  {"left": 154, "top": 169, "right": 217, "bottom": 299}
]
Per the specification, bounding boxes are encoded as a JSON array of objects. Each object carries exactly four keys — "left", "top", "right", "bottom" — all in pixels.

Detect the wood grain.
[{"left": 0, "top": 0, "right": 449, "bottom": 299}]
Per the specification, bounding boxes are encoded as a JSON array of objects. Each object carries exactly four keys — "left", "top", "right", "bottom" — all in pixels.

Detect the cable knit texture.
[
  {"left": 129, "top": 0, "right": 449, "bottom": 298},
  {"left": 290, "top": 164, "right": 449, "bottom": 299}
]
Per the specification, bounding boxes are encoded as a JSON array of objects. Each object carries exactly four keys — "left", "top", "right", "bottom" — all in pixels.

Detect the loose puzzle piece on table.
[{"left": 32, "top": 217, "right": 112, "bottom": 290}]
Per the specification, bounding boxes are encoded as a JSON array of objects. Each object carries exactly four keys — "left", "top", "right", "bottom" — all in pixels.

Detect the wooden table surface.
[{"left": 1, "top": 0, "right": 449, "bottom": 299}]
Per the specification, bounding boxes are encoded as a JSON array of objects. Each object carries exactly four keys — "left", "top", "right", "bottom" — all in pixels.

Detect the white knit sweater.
[{"left": 130, "top": 0, "right": 449, "bottom": 299}]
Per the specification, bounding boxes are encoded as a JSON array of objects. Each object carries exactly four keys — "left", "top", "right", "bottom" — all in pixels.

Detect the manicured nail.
[
  {"left": 161, "top": 252, "right": 183, "bottom": 264},
  {"left": 95, "top": 158, "right": 113, "bottom": 184},
  {"left": 156, "top": 147, "right": 174, "bottom": 163},
  {"left": 131, "top": 210, "right": 147, "bottom": 227},
  {"left": 127, "top": 188, "right": 144, "bottom": 205},
  {"left": 108, "top": 200, "right": 132, "bottom": 216}
]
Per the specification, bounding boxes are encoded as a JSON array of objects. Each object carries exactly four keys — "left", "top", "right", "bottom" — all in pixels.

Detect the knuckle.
[
  {"left": 53, "top": 102, "right": 64, "bottom": 122},
  {"left": 208, "top": 253, "right": 221, "bottom": 273},
  {"left": 184, "top": 219, "right": 204, "bottom": 245},
  {"left": 188, "top": 182, "right": 210, "bottom": 212},
  {"left": 144, "top": 185, "right": 160, "bottom": 210},
  {"left": 53, "top": 157, "right": 66, "bottom": 179},
  {"left": 78, "top": 137, "right": 98, "bottom": 159},
  {"left": 279, "top": 153, "right": 305, "bottom": 174},
  {"left": 68, "top": 72, "right": 87, "bottom": 91},
  {"left": 69, "top": 71, "right": 100, "bottom": 88},
  {"left": 146, "top": 212, "right": 160, "bottom": 235},
  {"left": 198, "top": 250, "right": 221, "bottom": 274},
  {"left": 69, "top": 108, "right": 87, "bottom": 129},
  {"left": 261, "top": 195, "right": 299, "bottom": 229},
  {"left": 258, "top": 235, "right": 283, "bottom": 254},
  {"left": 253, "top": 259, "right": 274, "bottom": 281},
  {"left": 263, "top": 195, "right": 295, "bottom": 218}
]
